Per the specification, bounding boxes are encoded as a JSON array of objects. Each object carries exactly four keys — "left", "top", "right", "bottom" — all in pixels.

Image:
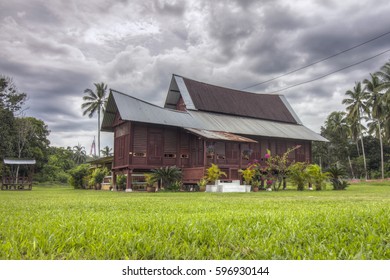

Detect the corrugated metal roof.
[
  {"left": 189, "top": 111, "right": 327, "bottom": 142},
  {"left": 185, "top": 128, "right": 257, "bottom": 143},
  {"left": 102, "top": 89, "right": 328, "bottom": 142},
  {"left": 4, "top": 159, "right": 36, "bottom": 165},
  {"left": 182, "top": 76, "right": 298, "bottom": 124}
]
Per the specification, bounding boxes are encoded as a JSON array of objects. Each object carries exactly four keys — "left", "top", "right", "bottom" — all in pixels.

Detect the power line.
[
  {"left": 241, "top": 30, "right": 390, "bottom": 90},
  {"left": 266, "top": 47, "right": 390, "bottom": 94}
]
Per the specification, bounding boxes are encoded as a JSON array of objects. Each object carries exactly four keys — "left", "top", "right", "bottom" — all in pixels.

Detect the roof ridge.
[
  {"left": 110, "top": 88, "right": 190, "bottom": 114},
  {"left": 177, "top": 75, "right": 283, "bottom": 97}
]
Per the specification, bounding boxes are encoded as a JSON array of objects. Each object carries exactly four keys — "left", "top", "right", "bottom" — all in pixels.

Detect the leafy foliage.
[
  {"left": 68, "top": 164, "right": 90, "bottom": 189},
  {"left": 90, "top": 168, "right": 109, "bottom": 189},
  {"left": 327, "top": 164, "right": 349, "bottom": 190},
  {"left": 206, "top": 164, "right": 226, "bottom": 183},
  {"left": 306, "top": 164, "right": 330, "bottom": 190},
  {"left": 116, "top": 174, "right": 127, "bottom": 190},
  {"left": 150, "top": 166, "right": 182, "bottom": 190},
  {"left": 287, "top": 162, "right": 309, "bottom": 191}
]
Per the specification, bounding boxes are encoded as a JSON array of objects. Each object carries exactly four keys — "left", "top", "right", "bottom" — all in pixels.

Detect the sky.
[{"left": 1, "top": 0, "right": 390, "bottom": 153}]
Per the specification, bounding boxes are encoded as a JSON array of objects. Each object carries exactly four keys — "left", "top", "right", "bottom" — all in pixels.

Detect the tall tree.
[
  {"left": 323, "top": 111, "right": 354, "bottom": 177},
  {"left": 81, "top": 83, "right": 108, "bottom": 157},
  {"left": 374, "top": 61, "right": 390, "bottom": 145},
  {"left": 101, "top": 146, "right": 112, "bottom": 157},
  {"left": 342, "top": 82, "right": 369, "bottom": 180},
  {"left": 0, "top": 75, "right": 27, "bottom": 114},
  {"left": 363, "top": 73, "right": 385, "bottom": 179},
  {"left": 72, "top": 143, "right": 87, "bottom": 165}
]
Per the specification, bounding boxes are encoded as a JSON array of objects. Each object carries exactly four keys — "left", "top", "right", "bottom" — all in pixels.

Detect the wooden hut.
[
  {"left": 1, "top": 159, "right": 36, "bottom": 190},
  {"left": 101, "top": 74, "right": 327, "bottom": 190}
]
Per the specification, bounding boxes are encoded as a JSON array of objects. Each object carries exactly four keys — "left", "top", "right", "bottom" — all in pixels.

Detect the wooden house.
[{"left": 101, "top": 74, "right": 327, "bottom": 190}]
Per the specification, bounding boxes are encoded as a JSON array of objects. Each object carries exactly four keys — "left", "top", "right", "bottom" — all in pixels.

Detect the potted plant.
[
  {"left": 239, "top": 168, "right": 256, "bottom": 192},
  {"left": 197, "top": 177, "right": 208, "bottom": 192},
  {"left": 252, "top": 180, "right": 260, "bottom": 192},
  {"left": 145, "top": 173, "right": 157, "bottom": 192},
  {"left": 206, "top": 144, "right": 215, "bottom": 157},
  {"left": 242, "top": 149, "right": 253, "bottom": 160},
  {"left": 205, "top": 164, "right": 227, "bottom": 192}
]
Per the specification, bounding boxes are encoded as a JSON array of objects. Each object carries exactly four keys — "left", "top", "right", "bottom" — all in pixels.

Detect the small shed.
[{"left": 1, "top": 159, "right": 36, "bottom": 190}]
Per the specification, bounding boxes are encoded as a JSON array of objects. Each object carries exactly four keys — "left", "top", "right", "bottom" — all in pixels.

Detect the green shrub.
[
  {"left": 206, "top": 164, "right": 227, "bottom": 183},
  {"left": 166, "top": 181, "right": 182, "bottom": 192},
  {"left": 306, "top": 164, "right": 330, "bottom": 190},
  {"left": 68, "top": 164, "right": 90, "bottom": 189},
  {"left": 327, "top": 164, "right": 349, "bottom": 190},
  {"left": 116, "top": 174, "right": 127, "bottom": 190},
  {"left": 151, "top": 166, "right": 182, "bottom": 189},
  {"left": 90, "top": 168, "right": 108, "bottom": 190},
  {"left": 287, "top": 162, "right": 308, "bottom": 191}
]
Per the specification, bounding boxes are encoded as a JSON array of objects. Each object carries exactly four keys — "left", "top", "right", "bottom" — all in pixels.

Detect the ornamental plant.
[
  {"left": 206, "top": 164, "right": 227, "bottom": 184},
  {"left": 239, "top": 168, "right": 256, "bottom": 184},
  {"left": 247, "top": 145, "right": 301, "bottom": 191},
  {"left": 287, "top": 161, "right": 309, "bottom": 191},
  {"left": 306, "top": 164, "right": 330, "bottom": 190}
]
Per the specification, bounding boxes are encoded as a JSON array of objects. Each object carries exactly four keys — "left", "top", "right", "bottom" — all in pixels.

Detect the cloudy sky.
[{"left": 1, "top": 0, "right": 390, "bottom": 152}]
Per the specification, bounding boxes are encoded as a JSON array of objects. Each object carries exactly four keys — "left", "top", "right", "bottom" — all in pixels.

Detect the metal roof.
[
  {"left": 102, "top": 89, "right": 328, "bottom": 142},
  {"left": 3, "top": 159, "right": 36, "bottom": 165},
  {"left": 185, "top": 128, "right": 257, "bottom": 143},
  {"left": 181, "top": 75, "right": 298, "bottom": 124}
]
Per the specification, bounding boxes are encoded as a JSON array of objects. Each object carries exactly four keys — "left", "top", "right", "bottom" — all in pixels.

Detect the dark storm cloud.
[{"left": 2, "top": 0, "right": 390, "bottom": 148}]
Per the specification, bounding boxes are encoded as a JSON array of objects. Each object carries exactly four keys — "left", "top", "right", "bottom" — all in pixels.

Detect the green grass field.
[{"left": 0, "top": 182, "right": 389, "bottom": 260}]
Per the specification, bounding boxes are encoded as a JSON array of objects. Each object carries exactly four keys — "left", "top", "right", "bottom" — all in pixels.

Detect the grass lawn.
[{"left": 0, "top": 181, "right": 389, "bottom": 260}]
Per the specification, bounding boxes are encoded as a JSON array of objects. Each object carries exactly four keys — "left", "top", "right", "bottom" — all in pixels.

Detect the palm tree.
[
  {"left": 101, "top": 146, "right": 112, "bottom": 157},
  {"left": 82, "top": 83, "right": 108, "bottom": 157},
  {"left": 324, "top": 111, "right": 354, "bottom": 178},
  {"left": 374, "top": 61, "right": 390, "bottom": 145},
  {"left": 342, "top": 82, "right": 369, "bottom": 180},
  {"left": 363, "top": 73, "right": 385, "bottom": 179},
  {"left": 73, "top": 143, "right": 87, "bottom": 164},
  {"left": 150, "top": 166, "right": 182, "bottom": 191}
]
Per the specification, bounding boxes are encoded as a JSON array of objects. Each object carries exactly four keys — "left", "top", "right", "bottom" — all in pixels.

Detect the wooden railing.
[{"left": 1, "top": 177, "right": 32, "bottom": 190}]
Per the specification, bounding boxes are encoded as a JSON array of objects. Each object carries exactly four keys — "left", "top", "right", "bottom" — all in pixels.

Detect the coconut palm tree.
[
  {"left": 101, "top": 146, "right": 112, "bottom": 157},
  {"left": 363, "top": 73, "right": 385, "bottom": 179},
  {"left": 324, "top": 111, "right": 354, "bottom": 178},
  {"left": 73, "top": 143, "right": 87, "bottom": 164},
  {"left": 342, "top": 82, "right": 369, "bottom": 180},
  {"left": 82, "top": 83, "right": 108, "bottom": 157},
  {"left": 374, "top": 61, "right": 390, "bottom": 145}
]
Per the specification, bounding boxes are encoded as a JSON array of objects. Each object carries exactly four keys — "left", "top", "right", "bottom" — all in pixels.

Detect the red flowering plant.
[{"left": 247, "top": 145, "right": 302, "bottom": 191}]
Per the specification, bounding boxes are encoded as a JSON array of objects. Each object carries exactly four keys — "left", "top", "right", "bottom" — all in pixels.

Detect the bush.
[
  {"left": 90, "top": 168, "right": 109, "bottom": 190},
  {"left": 166, "top": 181, "right": 182, "bottom": 192},
  {"left": 116, "top": 174, "right": 127, "bottom": 190},
  {"left": 327, "top": 164, "right": 349, "bottom": 190},
  {"left": 287, "top": 162, "right": 308, "bottom": 191},
  {"left": 68, "top": 164, "right": 90, "bottom": 189},
  {"left": 206, "top": 164, "right": 227, "bottom": 183},
  {"left": 306, "top": 164, "right": 330, "bottom": 190},
  {"left": 151, "top": 166, "right": 182, "bottom": 189}
]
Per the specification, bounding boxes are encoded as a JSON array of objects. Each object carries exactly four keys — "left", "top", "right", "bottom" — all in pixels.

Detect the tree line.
[
  {"left": 0, "top": 75, "right": 111, "bottom": 183},
  {"left": 314, "top": 60, "right": 390, "bottom": 179}
]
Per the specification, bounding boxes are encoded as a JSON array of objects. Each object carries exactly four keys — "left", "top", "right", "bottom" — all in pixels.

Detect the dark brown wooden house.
[{"left": 101, "top": 74, "right": 327, "bottom": 190}]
